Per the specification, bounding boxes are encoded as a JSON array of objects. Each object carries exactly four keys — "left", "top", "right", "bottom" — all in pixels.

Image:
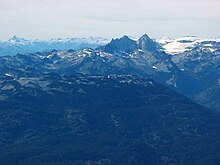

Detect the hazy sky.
[{"left": 0, "top": 0, "right": 219, "bottom": 40}]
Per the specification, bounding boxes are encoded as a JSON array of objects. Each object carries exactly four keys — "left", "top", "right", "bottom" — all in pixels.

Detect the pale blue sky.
[{"left": 0, "top": 0, "right": 219, "bottom": 40}]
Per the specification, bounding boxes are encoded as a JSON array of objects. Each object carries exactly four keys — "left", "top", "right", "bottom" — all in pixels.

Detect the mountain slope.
[
  {"left": 171, "top": 41, "right": 220, "bottom": 110},
  {"left": 0, "top": 74, "right": 220, "bottom": 165},
  {"left": 138, "top": 34, "right": 159, "bottom": 51},
  {"left": 0, "top": 45, "right": 199, "bottom": 96}
]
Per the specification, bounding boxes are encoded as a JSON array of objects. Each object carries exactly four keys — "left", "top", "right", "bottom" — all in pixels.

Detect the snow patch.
[
  {"left": 5, "top": 73, "right": 14, "bottom": 77},
  {"left": 157, "top": 36, "right": 220, "bottom": 55}
]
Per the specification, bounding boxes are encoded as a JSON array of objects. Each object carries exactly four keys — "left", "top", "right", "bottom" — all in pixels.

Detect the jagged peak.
[
  {"left": 138, "top": 34, "right": 158, "bottom": 51},
  {"left": 139, "top": 34, "right": 151, "bottom": 40},
  {"left": 121, "top": 35, "right": 130, "bottom": 39},
  {"left": 102, "top": 35, "right": 137, "bottom": 54},
  {"left": 112, "top": 35, "right": 134, "bottom": 42}
]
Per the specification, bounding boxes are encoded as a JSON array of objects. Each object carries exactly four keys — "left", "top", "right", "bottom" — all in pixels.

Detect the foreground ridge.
[{"left": 0, "top": 73, "right": 220, "bottom": 164}]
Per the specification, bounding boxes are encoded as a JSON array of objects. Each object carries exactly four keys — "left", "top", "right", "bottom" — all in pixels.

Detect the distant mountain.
[
  {"left": 1, "top": 73, "right": 220, "bottom": 165},
  {"left": 100, "top": 34, "right": 160, "bottom": 54},
  {"left": 157, "top": 36, "right": 220, "bottom": 54},
  {"left": 7, "top": 35, "right": 29, "bottom": 44},
  {"left": 0, "top": 36, "right": 110, "bottom": 56},
  {"left": 0, "top": 41, "right": 198, "bottom": 96},
  {"left": 0, "top": 34, "right": 219, "bottom": 111},
  {"left": 99, "top": 35, "right": 138, "bottom": 54}
]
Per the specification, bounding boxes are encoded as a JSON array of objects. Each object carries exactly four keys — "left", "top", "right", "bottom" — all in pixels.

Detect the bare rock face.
[
  {"left": 100, "top": 35, "right": 137, "bottom": 54},
  {"left": 137, "top": 34, "right": 158, "bottom": 52}
]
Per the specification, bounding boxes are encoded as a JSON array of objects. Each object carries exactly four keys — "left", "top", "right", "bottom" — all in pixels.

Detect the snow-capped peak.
[
  {"left": 0, "top": 36, "right": 111, "bottom": 56},
  {"left": 8, "top": 35, "right": 29, "bottom": 44},
  {"left": 157, "top": 36, "right": 220, "bottom": 55},
  {"left": 47, "top": 37, "right": 110, "bottom": 45}
]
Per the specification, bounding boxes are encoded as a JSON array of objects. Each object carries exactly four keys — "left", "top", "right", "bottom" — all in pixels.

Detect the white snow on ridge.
[
  {"left": 48, "top": 37, "right": 110, "bottom": 45},
  {"left": 2, "top": 36, "right": 110, "bottom": 46},
  {"left": 157, "top": 36, "right": 220, "bottom": 55},
  {"left": 5, "top": 73, "right": 14, "bottom": 77}
]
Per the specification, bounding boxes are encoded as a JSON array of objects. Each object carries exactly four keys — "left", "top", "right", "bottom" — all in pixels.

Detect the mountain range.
[
  {"left": 0, "top": 36, "right": 109, "bottom": 56},
  {"left": 0, "top": 34, "right": 220, "bottom": 164},
  {"left": 1, "top": 34, "right": 219, "bottom": 110},
  {"left": 1, "top": 35, "right": 219, "bottom": 56}
]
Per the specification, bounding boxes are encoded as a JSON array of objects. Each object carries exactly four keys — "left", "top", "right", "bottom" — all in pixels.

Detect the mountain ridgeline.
[
  {"left": 100, "top": 35, "right": 159, "bottom": 54},
  {"left": 0, "top": 34, "right": 220, "bottom": 165},
  {"left": 1, "top": 34, "right": 219, "bottom": 110},
  {"left": 0, "top": 36, "right": 109, "bottom": 56}
]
